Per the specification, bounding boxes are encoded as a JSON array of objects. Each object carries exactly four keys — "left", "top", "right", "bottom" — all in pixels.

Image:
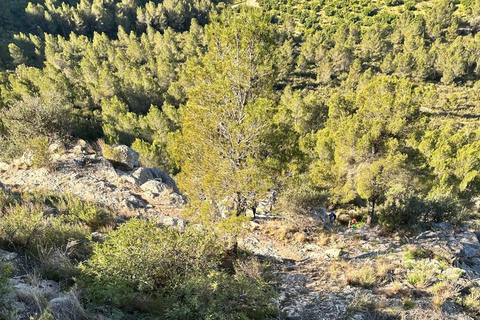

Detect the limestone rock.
[
  {"left": 11, "top": 277, "right": 60, "bottom": 304},
  {"left": 141, "top": 180, "right": 172, "bottom": 195},
  {"left": 157, "top": 215, "right": 187, "bottom": 230},
  {"left": 324, "top": 248, "right": 343, "bottom": 258},
  {"left": 105, "top": 145, "right": 139, "bottom": 170},
  {"left": 0, "top": 249, "right": 18, "bottom": 261},
  {"left": 49, "top": 291, "right": 87, "bottom": 320}
]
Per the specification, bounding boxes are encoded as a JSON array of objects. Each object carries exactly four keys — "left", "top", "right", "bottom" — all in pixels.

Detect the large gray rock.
[
  {"left": 0, "top": 249, "right": 18, "bottom": 261},
  {"left": 132, "top": 167, "right": 179, "bottom": 192},
  {"left": 107, "top": 145, "right": 139, "bottom": 170},
  {"left": 10, "top": 277, "right": 60, "bottom": 304},
  {"left": 141, "top": 180, "right": 172, "bottom": 195}
]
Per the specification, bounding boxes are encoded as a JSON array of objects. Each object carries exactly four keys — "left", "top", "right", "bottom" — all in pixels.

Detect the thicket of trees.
[
  {"left": 1, "top": 0, "right": 479, "bottom": 226},
  {"left": 0, "top": 0, "right": 480, "bottom": 317}
]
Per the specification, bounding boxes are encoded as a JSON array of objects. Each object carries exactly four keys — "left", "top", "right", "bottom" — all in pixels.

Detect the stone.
[
  {"left": 20, "top": 149, "right": 35, "bottom": 167},
  {"left": 141, "top": 180, "right": 172, "bottom": 195},
  {"left": 131, "top": 167, "right": 158, "bottom": 185},
  {"left": 0, "top": 249, "right": 18, "bottom": 261},
  {"left": 49, "top": 292, "right": 87, "bottom": 320},
  {"left": 0, "top": 162, "right": 10, "bottom": 172},
  {"left": 324, "top": 248, "right": 343, "bottom": 258},
  {"left": 170, "top": 193, "right": 186, "bottom": 205},
  {"left": 107, "top": 145, "right": 139, "bottom": 170},
  {"left": 11, "top": 277, "right": 60, "bottom": 304},
  {"left": 157, "top": 215, "right": 187, "bottom": 230},
  {"left": 91, "top": 232, "right": 107, "bottom": 243}
]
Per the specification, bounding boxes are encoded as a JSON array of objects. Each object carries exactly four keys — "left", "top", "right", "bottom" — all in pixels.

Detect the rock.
[
  {"left": 131, "top": 167, "right": 158, "bottom": 185},
  {"left": 11, "top": 277, "right": 60, "bottom": 304},
  {"left": 73, "top": 145, "right": 83, "bottom": 155},
  {"left": 157, "top": 215, "right": 187, "bottom": 230},
  {"left": 48, "top": 143, "right": 63, "bottom": 153},
  {"left": 325, "top": 248, "right": 343, "bottom": 258},
  {"left": 91, "top": 232, "right": 107, "bottom": 243},
  {"left": 0, "top": 249, "right": 18, "bottom": 261},
  {"left": 49, "top": 291, "right": 87, "bottom": 320},
  {"left": 132, "top": 167, "right": 179, "bottom": 192},
  {"left": 141, "top": 180, "right": 172, "bottom": 195},
  {"left": 312, "top": 206, "right": 328, "bottom": 223},
  {"left": 0, "top": 162, "right": 10, "bottom": 172},
  {"left": 250, "top": 221, "right": 261, "bottom": 231},
  {"left": 106, "top": 145, "right": 139, "bottom": 170},
  {"left": 20, "top": 149, "right": 35, "bottom": 167},
  {"left": 170, "top": 192, "right": 187, "bottom": 206}
]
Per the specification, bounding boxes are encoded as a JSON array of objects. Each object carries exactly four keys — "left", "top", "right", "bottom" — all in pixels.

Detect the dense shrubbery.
[
  {"left": 80, "top": 219, "right": 277, "bottom": 318},
  {"left": 0, "top": 191, "right": 110, "bottom": 256},
  {"left": 379, "top": 196, "right": 464, "bottom": 230}
]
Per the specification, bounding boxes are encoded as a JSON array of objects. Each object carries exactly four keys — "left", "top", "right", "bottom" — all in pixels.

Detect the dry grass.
[{"left": 346, "top": 262, "right": 378, "bottom": 289}]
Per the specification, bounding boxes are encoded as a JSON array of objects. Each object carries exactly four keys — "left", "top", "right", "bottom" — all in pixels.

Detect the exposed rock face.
[
  {"left": 0, "top": 144, "right": 184, "bottom": 216},
  {"left": 141, "top": 180, "right": 172, "bottom": 195},
  {"left": 416, "top": 222, "right": 480, "bottom": 277}
]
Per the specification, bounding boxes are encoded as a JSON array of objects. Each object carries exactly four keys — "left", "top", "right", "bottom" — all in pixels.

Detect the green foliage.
[
  {"left": 0, "top": 260, "right": 13, "bottom": 308},
  {"left": 312, "top": 76, "right": 425, "bottom": 224},
  {"left": 175, "top": 8, "right": 279, "bottom": 221},
  {"left": 462, "top": 287, "right": 480, "bottom": 316},
  {"left": 80, "top": 219, "right": 276, "bottom": 318},
  {"left": 379, "top": 196, "right": 462, "bottom": 230},
  {"left": 0, "top": 192, "right": 111, "bottom": 256}
]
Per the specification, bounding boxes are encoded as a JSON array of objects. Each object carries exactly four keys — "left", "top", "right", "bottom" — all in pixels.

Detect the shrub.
[
  {"left": 379, "top": 196, "right": 462, "bottom": 230},
  {"left": 0, "top": 203, "right": 44, "bottom": 250},
  {"left": 80, "top": 219, "right": 277, "bottom": 318},
  {"left": 0, "top": 261, "right": 13, "bottom": 308},
  {"left": 405, "top": 259, "right": 440, "bottom": 288},
  {"left": 0, "top": 202, "right": 90, "bottom": 255},
  {"left": 59, "top": 196, "right": 112, "bottom": 231},
  {"left": 463, "top": 287, "right": 480, "bottom": 315},
  {"left": 346, "top": 262, "right": 378, "bottom": 289}
]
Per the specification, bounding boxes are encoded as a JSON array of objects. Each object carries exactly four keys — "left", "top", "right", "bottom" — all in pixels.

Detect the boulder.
[
  {"left": 141, "top": 180, "right": 172, "bottom": 195},
  {"left": 131, "top": 167, "right": 179, "bottom": 192},
  {"left": 11, "top": 277, "right": 60, "bottom": 304},
  {"left": 157, "top": 215, "right": 187, "bottom": 230},
  {"left": 0, "top": 249, "right": 18, "bottom": 261},
  {"left": 105, "top": 145, "right": 139, "bottom": 170},
  {"left": 49, "top": 291, "right": 87, "bottom": 320},
  {"left": 0, "top": 162, "right": 10, "bottom": 172}
]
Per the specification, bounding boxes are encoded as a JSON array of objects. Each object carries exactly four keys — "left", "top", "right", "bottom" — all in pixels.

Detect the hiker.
[
  {"left": 249, "top": 191, "right": 258, "bottom": 219},
  {"left": 268, "top": 189, "right": 277, "bottom": 212},
  {"left": 348, "top": 219, "right": 358, "bottom": 229},
  {"left": 328, "top": 210, "right": 336, "bottom": 224}
]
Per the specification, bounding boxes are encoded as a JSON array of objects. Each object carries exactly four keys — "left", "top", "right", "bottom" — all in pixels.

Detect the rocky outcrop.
[
  {"left": 416, "top": 222, "right": 480, "bottom": 277},
  {"left": 0, "top": 142, "right": 185, "bottom": 216}
]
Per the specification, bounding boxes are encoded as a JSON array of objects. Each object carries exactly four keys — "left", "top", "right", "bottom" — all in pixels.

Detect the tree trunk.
[{"left": 367, "top": 198, "right": 376, "bottom": 227}]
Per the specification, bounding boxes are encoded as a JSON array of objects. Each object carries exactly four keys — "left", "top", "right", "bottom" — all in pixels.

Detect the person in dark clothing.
[{"left": 328, "top": 210, "right": 336, "bottom": 224}]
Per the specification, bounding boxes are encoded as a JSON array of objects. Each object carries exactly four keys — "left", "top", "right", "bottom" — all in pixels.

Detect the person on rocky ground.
[
  {"left": 328, "top": 210, "right": 336, "bottom": 224},
  {"left": 348, "top": 219, "right": 358, "bottom": 229}
]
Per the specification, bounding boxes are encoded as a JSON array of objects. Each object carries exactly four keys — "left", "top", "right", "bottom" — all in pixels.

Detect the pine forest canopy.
[{"left": 0, "top": 0, "right": 479, "bottom": 226}]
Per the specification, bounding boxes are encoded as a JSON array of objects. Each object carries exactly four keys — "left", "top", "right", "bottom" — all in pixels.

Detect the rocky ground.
[
  {"left": 0, "top": 141, "right": 479, "bottom": 319},
  {"left": 242, "top": 215, "right": 480, "bottom": 319}
]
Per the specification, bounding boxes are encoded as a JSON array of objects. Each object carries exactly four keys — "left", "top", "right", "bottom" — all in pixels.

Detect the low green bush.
[
  {"left": 79, "top": 219, "right": 277, "bottom": 319},
  {"left": 379, "top": 196, "right": 462, "bottom": 230}
]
